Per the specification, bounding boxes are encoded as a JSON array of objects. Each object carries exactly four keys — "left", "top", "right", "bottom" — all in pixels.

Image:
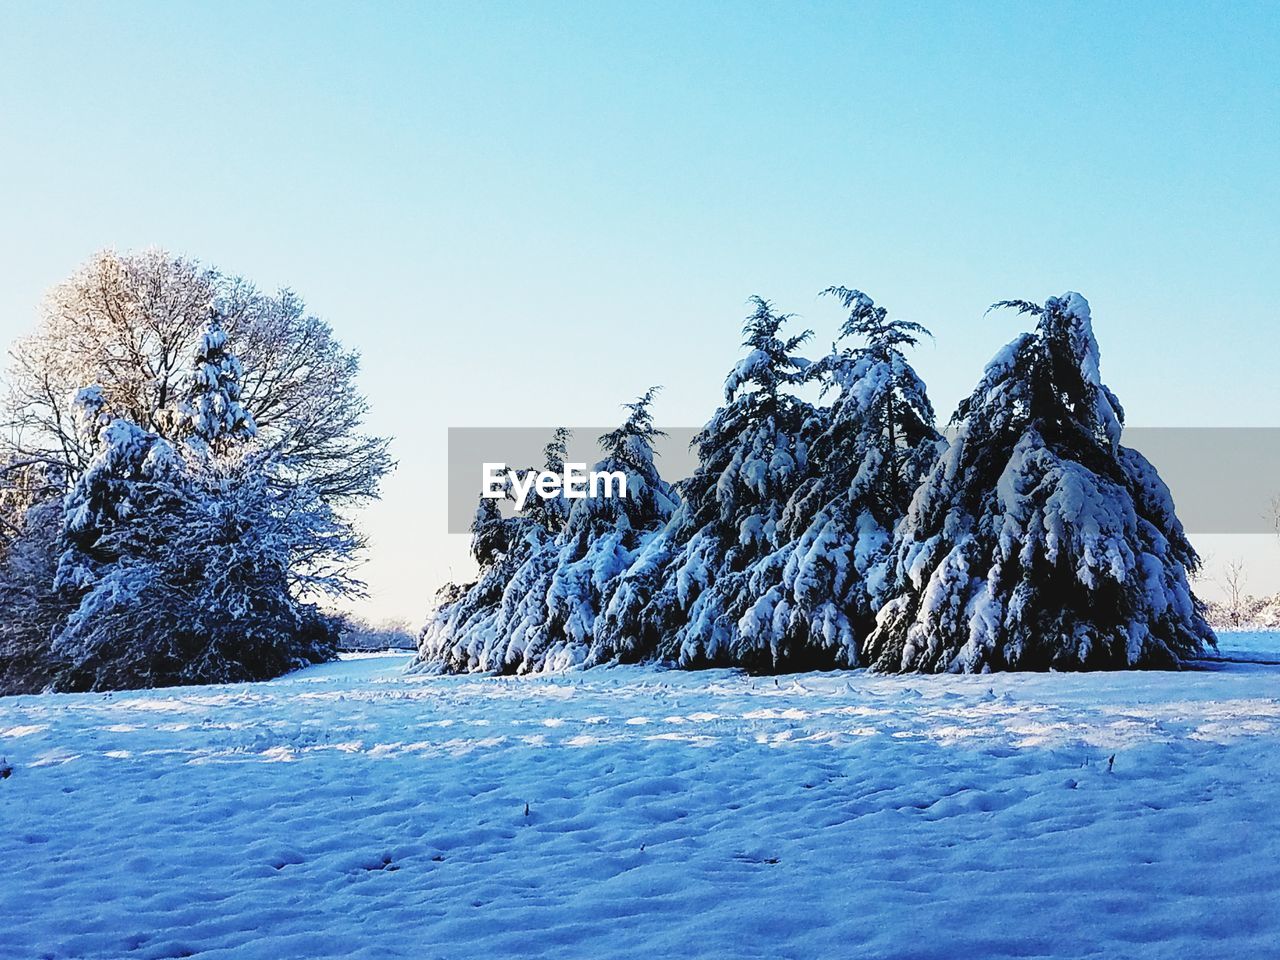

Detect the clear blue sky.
[{"left": 2, "top": 1, "right": 1278, "bottom": 620}]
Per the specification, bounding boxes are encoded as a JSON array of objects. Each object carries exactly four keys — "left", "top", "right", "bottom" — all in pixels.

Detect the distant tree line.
[
  {"left": 416, "top": 288, "right": 1215, "bottom": 675},
  {"left": 335, "top": 615, "right": 417, "bottom": 652}
]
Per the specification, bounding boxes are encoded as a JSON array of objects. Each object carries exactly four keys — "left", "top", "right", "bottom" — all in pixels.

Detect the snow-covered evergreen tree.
[
  {"left": 597, "top": 299, "right": 819, "bottom": 670},
  {"left": 865, "top": 292, "right": 1215, "bottom": 672},
  {"left": 539, "top": 388, "right": 677, "bottom": 669},
  {"left": 29, "top": 376, "right": 346, "bottom": 691},
  {"left": 413, "top": 432, "right": 563, "bottom": 674},
  {"left": 181, "top": 312, "right": 257, "bottom": 454},
  {"left": 56, "top": 415, "right": 190, "bottom": 593},
  {"left": 523, "top": 427, "right": 572, "bottom": 537},
  {"left": 418, "top": 510, "right": 553, "bottom": 673},
  {"left": 415, "top": 393, "right": 677, "bottom": 674},
  {"left": 736, "top": 288, "right": 942, "bottom": 667},
  {"left": 50, "top": 412, "right": 203, "bottom": 689}
]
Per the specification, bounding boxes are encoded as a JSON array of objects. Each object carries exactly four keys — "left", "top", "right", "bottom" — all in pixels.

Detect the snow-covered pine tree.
[
  {"left": 416, "top": 394, "right": 678, "bottom": 674},
  {"left": 49, "top": 410, "right": 201, "bottom": 689},
  {"left": 413, "top": 431, "right": 567, "bottom": 673},
  {"left": 737, "top": 288, "right": 942, "bottom": 667},
  {"left": 588, "top": 389, "right": 677, "bottom": 536},
  {"left": 44, "top": 380, "right": 341, "bottom": 691},
  {"left": 467, "top": 427, "right": 574, "bottom": 566},
  {"left": 469, "top": 494, "right": 519, "bottom": 570},
  {"left": 533, "top": 388, "right": 677, "bottom": 670},
  {"left": 523, "top": 427, "right": 573, "bottom": 537},
  {"left": 865, "top": 292, "right": 1215, "bottom": 673},
  {"left": 56, "top": 406, "right": 190, "bottom": 595},
  {"left": 181, "top": 311, "right": 257, "bottom": 454},
  {"left": 598, "top": 298, "right": 819, "bottom": 670}
]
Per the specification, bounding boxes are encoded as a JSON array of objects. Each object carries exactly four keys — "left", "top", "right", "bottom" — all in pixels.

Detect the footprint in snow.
[{"left": 732, "top": 853, "right": 781, "bottom": 865}]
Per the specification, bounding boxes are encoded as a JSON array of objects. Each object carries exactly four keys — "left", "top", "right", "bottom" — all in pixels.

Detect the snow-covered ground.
[{"left": 4, "top": 637, "right": 1280, "bottom": 960}]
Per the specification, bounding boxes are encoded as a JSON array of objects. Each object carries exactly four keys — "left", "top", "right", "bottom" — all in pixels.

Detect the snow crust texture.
[{"left": 4, "top": 638, "right": 1279, "bottom": 959}]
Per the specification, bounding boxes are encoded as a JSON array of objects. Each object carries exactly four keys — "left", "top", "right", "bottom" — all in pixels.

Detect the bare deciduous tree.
[
  {"left": 1220, "top": 557, "right": 1249, "bottom": 629},
  {"left": 2, "top": 249, "right": 392, "bottom": 506}
]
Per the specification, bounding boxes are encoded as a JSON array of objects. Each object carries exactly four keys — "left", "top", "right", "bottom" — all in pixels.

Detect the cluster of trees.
[
  {"left": 1201, "top": 559, "right": 1280, "bottom": 630},
  {"left": 417, "top": 288, "right": 1215, "bottom": 675},
  {"left": 335, "top": 615, "right": 418, "bottom": 651},
  {"left": 0, "top": 250, "right": 391, "bottom": 693}
]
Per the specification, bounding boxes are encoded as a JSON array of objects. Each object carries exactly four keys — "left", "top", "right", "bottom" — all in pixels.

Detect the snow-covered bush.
[
  {"left": 0, "top": 491, "right": 72, "bottom": 695},
  {"left": 865, "top": 293, "right": 1215, "bottom": 672},
  {"left": 1202, "top": 589, "right": 1280, "bottom": 632}
]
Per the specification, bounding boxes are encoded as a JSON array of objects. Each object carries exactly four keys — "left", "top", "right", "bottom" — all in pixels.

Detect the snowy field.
[{"left": 3, "top": 637, "right": 1280, "bottom": 960}]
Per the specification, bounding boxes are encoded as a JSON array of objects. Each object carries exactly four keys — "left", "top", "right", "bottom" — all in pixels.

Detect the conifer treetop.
[
  {"left": 980, "top": 291, "right": 1124, "bottom": 449},
  {"left": 823, "top": 286, "right": 932, "bottom": 352},
  {"left": 599, "top": 386, "right": 667, "bottom": 466},
  {"left": 184, "top": 311, "right": 258, "bottom": 453},
  {"left": 724, "top": 297, "right": 815, "bottom": 401}
]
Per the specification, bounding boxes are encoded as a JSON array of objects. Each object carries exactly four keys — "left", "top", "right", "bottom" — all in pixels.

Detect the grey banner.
[{"left": 446, "top": 427, "right": 1280, "bottom": 536}]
